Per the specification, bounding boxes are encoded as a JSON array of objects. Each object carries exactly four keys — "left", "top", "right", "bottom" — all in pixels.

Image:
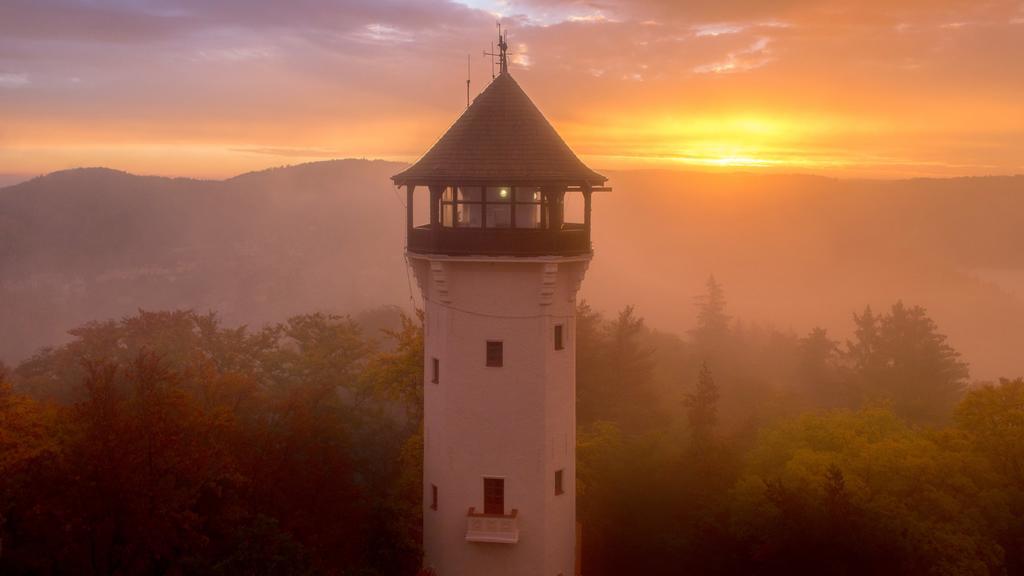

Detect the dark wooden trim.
[
  {"left": 407, "top": 225, "right": 590, "bottom": 256},
  {"left": 406, "top": 185, "right": 414, "bottom": 232},
  {"left": 429, "top": 185, "right": 441, "bottom": 247},
  {"left": 583, "top": 185, "right": 593, "bottom": 244}
]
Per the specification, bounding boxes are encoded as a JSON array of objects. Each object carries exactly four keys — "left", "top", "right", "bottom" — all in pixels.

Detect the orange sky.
[{"left": 1, "top": 0, "right": 1022, "bottom": 179}]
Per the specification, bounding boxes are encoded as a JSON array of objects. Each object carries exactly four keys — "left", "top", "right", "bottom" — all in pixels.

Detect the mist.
[{"left": 3, "top": 160, "right": 1021, "bottom": 382}]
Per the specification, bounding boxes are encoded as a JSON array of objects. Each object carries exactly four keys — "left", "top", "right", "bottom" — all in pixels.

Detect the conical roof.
[{"left": 392, "top": 73, "right": 605, "bottom": 187}]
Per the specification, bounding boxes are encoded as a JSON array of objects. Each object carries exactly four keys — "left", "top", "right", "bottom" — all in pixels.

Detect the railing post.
[
  {"left": 429, "top": 185, "right": 441, "bottom": 251},
  {"left": 583, "top": 184, "right": 593, "bottom": 249},
  {"left": 406, "top": 185, "right": 414, "bottom": 233},
  {"left": 544, "top": 185, "right": 566, "bottom": 252}
]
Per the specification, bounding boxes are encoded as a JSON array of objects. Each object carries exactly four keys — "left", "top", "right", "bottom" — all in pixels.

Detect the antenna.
[
  {"left": 483, "top": 22, "right": 511, "bottom": 78},
  {"left": 498, "top": 24, "right": 508, "bottom": 75},
  {"left": 484, "top": 41, "right": 495, "bottom": 80},
  {"left": 466, "top": 54, "right": 471, "bottom": 108}
]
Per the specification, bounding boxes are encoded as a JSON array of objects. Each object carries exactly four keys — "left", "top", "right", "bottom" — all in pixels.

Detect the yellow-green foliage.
[{"left": 732, "top": 409, "right": 1010, "bottom": 575}]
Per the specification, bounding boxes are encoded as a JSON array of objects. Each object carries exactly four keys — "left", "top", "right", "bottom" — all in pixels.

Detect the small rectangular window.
[
  {"left": 555, "top": 469, "right": 564, "bottom": 495},
  {"left": 431, "top": 484, "right": 438, "bottom": 510},
  {"left": 554, "top": 325, "right": 564, "bottom": 351},
  {"left": 431, "top": 357, "right": 439, "bottom": 384},
  {"left": 484, "top": 478, "right": 505, "bottom": 515},
  {"left": 486, "top": 341, "right": 503, "bottom": 367}
]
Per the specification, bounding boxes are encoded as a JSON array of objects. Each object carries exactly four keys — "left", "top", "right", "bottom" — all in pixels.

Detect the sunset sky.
[{"left": 1, "top": 0, "right": 1022, "bottom": 179}]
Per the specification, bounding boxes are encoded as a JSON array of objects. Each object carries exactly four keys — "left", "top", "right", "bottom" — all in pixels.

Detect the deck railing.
[{"left": 408, "top": 224, "right": 590, "bottom": 257}]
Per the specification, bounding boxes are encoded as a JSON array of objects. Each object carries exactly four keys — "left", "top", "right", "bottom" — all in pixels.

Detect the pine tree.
[
  {"left": 683, "top": 362, "right": 720, "bottom": 449},
  {"left": 691, "top": 275, "right": 731, "bottom": 355}
]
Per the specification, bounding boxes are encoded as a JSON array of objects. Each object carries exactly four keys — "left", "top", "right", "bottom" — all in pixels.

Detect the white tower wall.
[{"left": 412, "top": 254, "right": 589, "bottom": 576}]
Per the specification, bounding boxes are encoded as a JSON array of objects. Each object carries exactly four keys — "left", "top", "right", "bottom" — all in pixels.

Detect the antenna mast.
[
  {"left": 483, "top": 22, "right": 510, "bottom": 78},
  {"left": 466, "top": 54, "right": 471, "bottom": 108},
  {"left": 498, "top": 24, "right": 508, "bottom": 75},
  {"left": 484, "top": 41, "right": 495, "bottom": 79}
]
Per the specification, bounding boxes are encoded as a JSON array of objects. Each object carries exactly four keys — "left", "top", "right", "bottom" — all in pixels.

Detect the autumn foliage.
[
  {"left": 1, "top": 285, "right": 1022, "bottom": 574},
  {"left": 1, "top": 310, "right": 422, "bottom": 575}
]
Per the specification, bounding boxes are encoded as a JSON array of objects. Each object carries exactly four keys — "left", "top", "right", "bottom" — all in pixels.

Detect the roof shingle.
[{"left": 392, "top": 73, "right": 606, "bottom": 187}]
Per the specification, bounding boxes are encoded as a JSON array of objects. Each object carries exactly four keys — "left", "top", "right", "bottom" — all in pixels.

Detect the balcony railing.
[
  {"left": 465, "top": 507, "right": 519, "bottom": 544},
  {"left": 407, "top": 224, "right": 590, "bottom": 257}
]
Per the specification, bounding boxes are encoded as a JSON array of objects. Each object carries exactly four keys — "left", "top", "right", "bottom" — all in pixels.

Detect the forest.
[{"left": 1, "top": 278, "right": 1023, "bottom": 575}]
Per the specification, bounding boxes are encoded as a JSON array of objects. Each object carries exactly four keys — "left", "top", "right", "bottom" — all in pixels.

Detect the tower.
[{"left": 393, "top": 34, "right": 608, "bottom": 576}]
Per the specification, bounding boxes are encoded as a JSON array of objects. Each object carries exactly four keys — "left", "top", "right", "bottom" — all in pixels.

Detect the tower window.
[
  {"left": 483, "top": 478, "right": 505, "bottom": 515},
  {"left": 555, "top": 469, "right": 565, "bottom": 495},
  {"left": 431, "top": 357, "right": 439, "bottom": 384},
  {"left": 431, "top": 484, "right": 438, "bottom": 510},
  {"left": 554, "top": 325, "right": 564, "bottom": 351},
  {"left": 486, "top": 341, "right": 503, "bottom": 367}
]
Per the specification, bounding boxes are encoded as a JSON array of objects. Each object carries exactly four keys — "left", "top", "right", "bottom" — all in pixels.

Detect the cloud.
[
  {"left": 354, "top": 23, "right": 415, "bottom": 44},
  {"left": 0, "top": 72, "right": 29, "bottom": 87},
  {"left": 195, "top": 47, "right": 276, "bottom": 62},
  {"left": 692, "top": 37, "right": 773, "bottom": 74},
  {"left": 2, "top": 0, "right": 1023, "bottom": 178},
  {"left": 229, "top": 147, "right": 347, "bottom": 158}
]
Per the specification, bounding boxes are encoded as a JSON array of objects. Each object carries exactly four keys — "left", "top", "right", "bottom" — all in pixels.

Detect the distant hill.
[
  {"left": 1, "top": 160, "right": 1022, "bottom": 379},
  {"left": 0, "top": 160, "right": 411, "bottom": 363}
]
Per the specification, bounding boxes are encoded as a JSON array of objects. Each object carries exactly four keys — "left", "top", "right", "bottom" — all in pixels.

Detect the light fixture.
[{"left": 499, "top": 188, "right": 509, "bottom": 199}]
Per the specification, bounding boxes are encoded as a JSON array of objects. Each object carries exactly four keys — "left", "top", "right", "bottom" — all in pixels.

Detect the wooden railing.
[{"left": 408, "top": 225, "right": 590, "bottom": 257}]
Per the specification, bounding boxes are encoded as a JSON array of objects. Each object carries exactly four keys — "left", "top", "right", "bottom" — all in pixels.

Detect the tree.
[
  {"left": 606, "top": 306, "right": 659, "bottom": 431},
  {"left": 691, "top": 275, "right": 731, "bottom": 355},
  {"left": 956, "top": 378, "right": 1024, "bottom": 573},
  {"left": 684, "top": 362, "right": 720, "bottom": 450},
  {"left": 575, "top": 301, "right": 607, "bottom": 426},
  {"left": 1, "top": 309, "right": 423, "bottom": 575},
  {"left": 845, "top": 302, "right": 969, "bottom": 424},
  {"left": 797, "top": 327, "right": 845, "bottom": 409},
  {"left": 956, "top": 378, "right": 1024, "bottom": 483},
  {"left": 732, "top": 409, "right": 1006, "bottom": 575}
]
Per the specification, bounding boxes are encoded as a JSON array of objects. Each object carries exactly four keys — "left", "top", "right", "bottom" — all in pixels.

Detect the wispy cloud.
[
  {"left": 0, "top": 72, "right": 29, "bottom": 87},
  {"left": 693, "top": 23, "right": 746, "bottom": 37},
  {"left": 196, "top": 47, "right": 276, "bottom": 62},
  {"left": 354, "top": 23, "right": 414, "bottom": 44},
  {"left": 693, "top": 37, "right": 773, "bottom": 74},
  {"left": 230, "top": 147, "right": 347, "bottom": 158}
]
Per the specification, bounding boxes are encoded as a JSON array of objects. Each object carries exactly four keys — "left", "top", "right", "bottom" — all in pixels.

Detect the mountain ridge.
[{"left": 2, "top": 158, "right": 1022, "bottom": 380}]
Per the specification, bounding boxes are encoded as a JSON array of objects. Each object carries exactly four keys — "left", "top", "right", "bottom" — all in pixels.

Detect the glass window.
[
  {"left": 516, "top": 204, "right": 541, "bottom": 229},
  {"left": 432, "top": 357, "right": 439, "bottom": 383},
  {"left": 486, "top": 186, "right": 512, "bottom": 202},
  {"left": 455, "top": 203, "right": 482, "bottom": 227},
  {"left": 515, "top": 186, "right": 543, "bottom": 229},
  {"left": 555, "top": 470, "right": 564, "bottom": 495},
  {"left": 554, "top": 325, "right": 564, "bottom": 350},
  {"left": 516, "top": 187, "right": 541, "bottom": 202},
  {"left": 431, "top": 484, "right": 438, "bottom": 510},
  {"left": 457, "top": 186, "right": 482, "bottom": 202},
  {"left": 486, "top": 204, "right": 511, "bottom": 228},
  {"left": 441, "top": 202, "right": 454, "bottom": 227}
]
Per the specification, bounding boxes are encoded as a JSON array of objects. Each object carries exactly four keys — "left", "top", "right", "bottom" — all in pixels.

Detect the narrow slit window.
[
  {"left": 554, "top": 324, "right": 564, "bottom": 351},
  {"left": 555, "top": 469, "right": 564, "bottom": 495},
  {"left": 431, "top": 357, "right": 439, "bottom": 384},
  {"left": 431, "top": 484, "right": 438, "bottom": 510},
  {"left": 486, "top": 341, "right": 503, "bottom": 367}
]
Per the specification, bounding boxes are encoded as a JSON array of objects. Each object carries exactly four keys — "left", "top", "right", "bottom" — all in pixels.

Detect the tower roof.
[{"left": 392, "top": 72, "right": 606, "bottom": 187}]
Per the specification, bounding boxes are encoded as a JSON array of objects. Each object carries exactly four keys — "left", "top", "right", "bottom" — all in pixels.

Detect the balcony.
[
  {"left": 408, "top": 224, "right": 590, "bottom": 257},
  {"left": 465, "top": 507, "right": 519, "bottom": 544}
]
